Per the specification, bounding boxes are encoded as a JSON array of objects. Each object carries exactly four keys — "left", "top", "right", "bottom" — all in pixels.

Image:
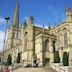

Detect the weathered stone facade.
[{"left": 3, "top": 0, "right": 72, "bottom": 67}]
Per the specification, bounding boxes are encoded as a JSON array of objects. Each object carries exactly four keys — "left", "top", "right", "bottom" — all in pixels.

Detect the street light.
[
  {"left": 2, "top": 16, "right": 10, "bottom": 64},
  {"left": 1, "top": 16, "right": 10, "bottom": 71},
  {"left": 3, "top": 16, "right": 10, "bottom": 58},
  {"left": 5, "top": 16, "right": 10, "bottom": 23}
]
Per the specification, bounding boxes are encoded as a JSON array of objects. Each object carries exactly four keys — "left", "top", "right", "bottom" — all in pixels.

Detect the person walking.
[{"left": 5, "top": 65, "right": 9, "bottom": 72}]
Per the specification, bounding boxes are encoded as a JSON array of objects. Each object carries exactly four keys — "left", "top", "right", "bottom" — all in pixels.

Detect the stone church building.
[{"left": 3, "top": 0, "right": 72, "bottom": 67}]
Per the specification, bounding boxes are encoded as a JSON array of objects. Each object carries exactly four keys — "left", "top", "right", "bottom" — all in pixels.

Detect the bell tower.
[{"left": 6, "top": 0, "right": 20, "bottom": 50}]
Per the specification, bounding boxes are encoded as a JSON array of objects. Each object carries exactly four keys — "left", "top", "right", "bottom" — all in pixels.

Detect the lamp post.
[
  {"left": 1, "top": 16, "right": 10, "bottom": 72},
  {"left": 2, "top": 16, "right": 10, "bottom": 64}
]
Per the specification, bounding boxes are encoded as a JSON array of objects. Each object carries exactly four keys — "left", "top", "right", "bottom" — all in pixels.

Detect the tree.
[
  {"left": 7, "top": 54, "right": 12, "bottom": 66},
  {"left": 54, "top": 51, "right": 60, "bottom": 63},
  {"left": 16, "top": 53, "right": 21, "bottom": 63},
  {"left": 63, "top": 52, "right": 69, "bottom": 66}
]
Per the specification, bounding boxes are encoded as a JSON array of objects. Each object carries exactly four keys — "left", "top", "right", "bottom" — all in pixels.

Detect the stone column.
[
  {"left": 69, "top": 47, "right": 72, "bottom": 66},
  {"left": 69, "top": 44, "right": 72, "bottom": 65},
  {"left": 68, "top": 27, "right": 72, "bottom": 66},
  {"left": 59, "top": 47, "right": 63, "bottom": 65},
  {"left": 49, "top": 39, "right": 54, "bottom": 63}
]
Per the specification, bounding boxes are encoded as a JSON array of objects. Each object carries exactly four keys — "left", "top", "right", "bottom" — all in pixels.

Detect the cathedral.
[{"left": 3, "top": 0, "right": 72, "bottom": 67}]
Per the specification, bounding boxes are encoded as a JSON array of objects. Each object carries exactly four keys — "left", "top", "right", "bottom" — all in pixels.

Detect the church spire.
[
  {"left": 13, "top": 0, "right": 19, "bottom": 28},
  {"left": 66, "top": 0, "right": 72, "bottom": 22}
]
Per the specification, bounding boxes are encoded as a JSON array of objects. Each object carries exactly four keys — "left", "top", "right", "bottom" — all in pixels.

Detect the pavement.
[{"left": 12, "top": 66, "right": 57, "bottom": 72}]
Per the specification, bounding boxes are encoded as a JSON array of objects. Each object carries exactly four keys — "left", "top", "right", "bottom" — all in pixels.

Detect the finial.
[
  {"left": 20, "top": 22, "right": 22, "bottom": 29},
  {"left": 66, "top": 0, "right": 71, "bottom": 12},
  {"left": 24, "top": 20, "right": 27, "bottom": 28},
  {"left": 54, "top": 22, "right": 57, "bottom": 28},
  {"left": 48, "top": 23, "right": 51, "bottom": 30},
  {"left": 67, "top": 0, "right": 69, "bottom": 6},
  {"left": 43, "top": 25, "right": 44, "bottom": 28},
  {"left": 42, "top": 25, "right": 45, "bottom": 33},
  {"left": 29, "top": 16, "right": 34, "bottom": 24},
  {"left": 66, "top": 0, "right": 72, "bottom": 22}
]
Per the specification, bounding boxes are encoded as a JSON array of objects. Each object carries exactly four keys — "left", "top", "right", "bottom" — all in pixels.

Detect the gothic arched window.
[
  {"left": 13, "top": 32, "right": 18, "bottom": 39},
  {"left": 24, "top": 32, "right": 28, "bottom": 51},
  {"left": 64, "top": 29, "right": 68, "bottom": 47},
  {"left": 52, "top": 41, "right": 55, "bottom": 52},
  {"left": 16, "top": 32, "right": 18, "bottom": 38},
  {"left": 45, "top": 39, "right": 49, "bottom": 51}
]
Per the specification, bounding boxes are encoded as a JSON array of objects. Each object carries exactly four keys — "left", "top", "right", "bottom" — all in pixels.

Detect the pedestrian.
[{"left": 5, "top": 65, "right": 9, "bottom": 72}]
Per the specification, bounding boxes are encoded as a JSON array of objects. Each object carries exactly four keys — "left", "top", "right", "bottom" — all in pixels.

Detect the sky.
[{"left": 0, "top": 0, "right": 72, "bottom": 52}]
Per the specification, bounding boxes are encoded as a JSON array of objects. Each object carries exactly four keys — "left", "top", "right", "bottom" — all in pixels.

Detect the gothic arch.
[
  {"left": 24, "top": 32, "right": 28, "bottom": 36},
  {"left": 13, "top": 31, "right": 18, "bottom": 39},
  {"left": 45, "top": 39, "right": 49, "bottom": 51},
  {"left": 52, "top": 41, "right": 56, "bottom": 52},
  {"left": 63, "top": 28, "right": 68, "bottom": 47},
  {"left": 24, "top": 32, "right": 28, "bottom": 51},
  {"left": 63, "top": 27, "right": 67, "bottom": 31}
]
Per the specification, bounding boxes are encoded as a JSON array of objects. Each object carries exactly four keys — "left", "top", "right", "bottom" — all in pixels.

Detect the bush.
[
  {"left": 63, "top": 52, "right": 69, "bottom": 66},
  {"left": 7, "top": 54, "right": 12, "bottom": 66},
  {"left": 16, "top": 53, "right": 21, "bottom": 63},
  {"left": 54, "top": 51, "right": 60, "bottom": 63}
]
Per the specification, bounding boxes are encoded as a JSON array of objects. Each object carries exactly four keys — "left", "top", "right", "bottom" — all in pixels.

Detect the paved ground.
[
  {"left": 13, "top": 66, "right": 57, "bottom": 72},
  {"left": 0, "top": 65, "right": 1, "bottom": 70}
]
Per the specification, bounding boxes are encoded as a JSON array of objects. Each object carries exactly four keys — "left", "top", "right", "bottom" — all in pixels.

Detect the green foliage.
[
  {"left": 63, "top": 52, "right": 69, "bottom": 66},
  {"left": 16, "top": 53, "right": 21, "bottom": 63},
  {"left": 7, "top": 54, "right": 12, "bottom": 66},
  {"left": 54, "top": 51, "right": 60, "bottom": 63}
]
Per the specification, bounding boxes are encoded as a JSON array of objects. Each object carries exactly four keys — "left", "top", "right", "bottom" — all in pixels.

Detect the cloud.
[
  {"left": 35, "top": 23, "right": 42, "bottom": 27},
  {"left": 0, "top": 31, "right": 5, "bottom": 52},
  {"left": 0, "top": 17, "right": 6, "bottom": 24},
  {"left": 35, "top": 23, "right": 49, "bottom": 29}
]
